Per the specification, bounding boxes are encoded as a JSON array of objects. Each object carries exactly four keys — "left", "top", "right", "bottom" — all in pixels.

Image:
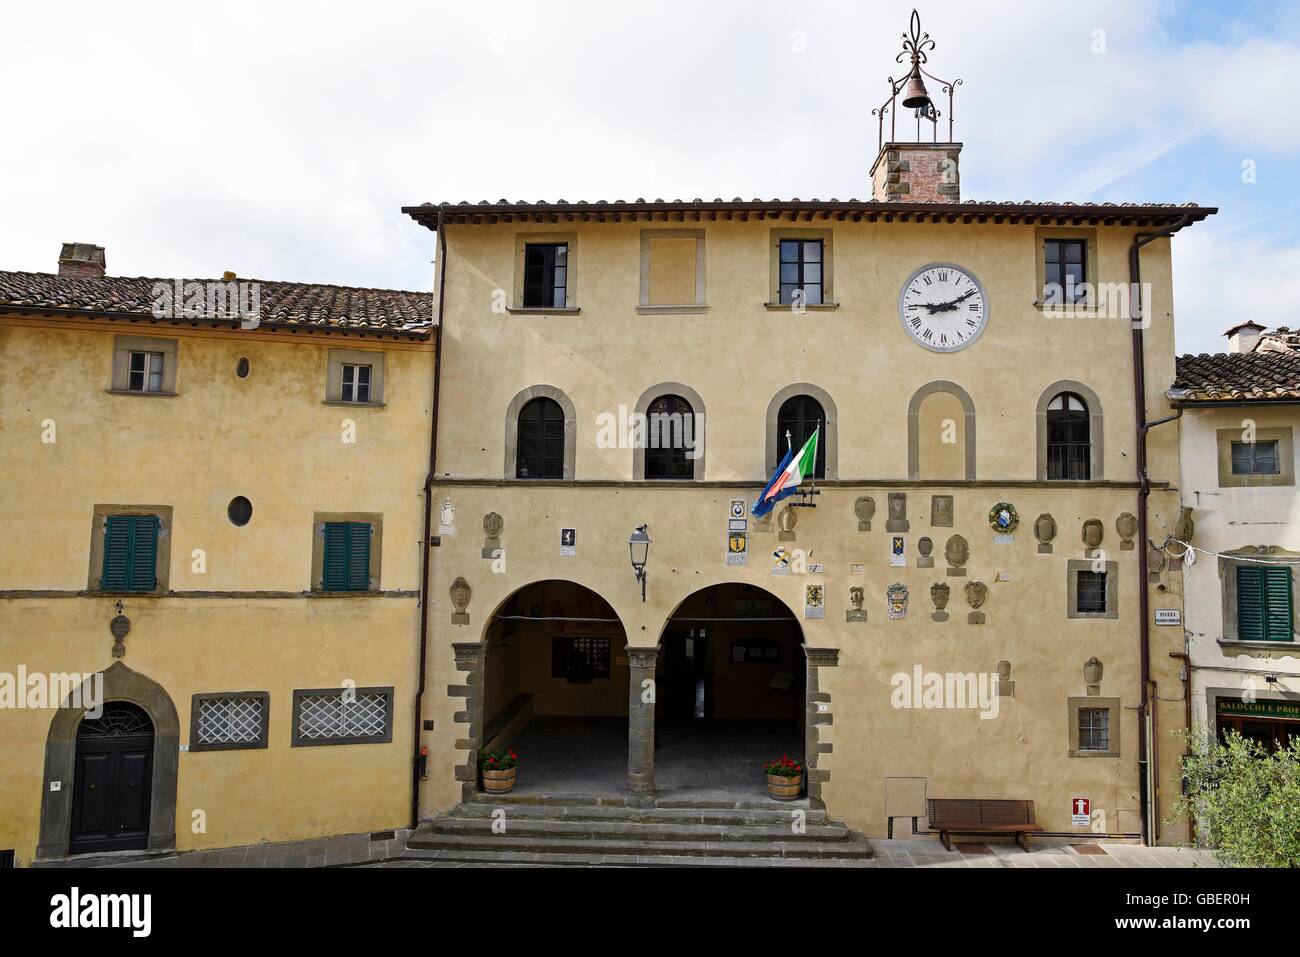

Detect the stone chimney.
[
  {"left": 1224, "top": 321, "right": 1265, "bottom": 354},
  {"left": 57, "top": 243, "right": 106, "bottom": 279},
  {"left": 870, "top": 142, "right": 962, "bottom": 203}
]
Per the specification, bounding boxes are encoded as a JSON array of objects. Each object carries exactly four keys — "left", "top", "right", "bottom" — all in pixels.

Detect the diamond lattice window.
[
  {"left": 195, "top": 695, "right": 266, "bottom": 747},
  {"left": 294, "top": 690, "right": 390, "bottom": 744}
]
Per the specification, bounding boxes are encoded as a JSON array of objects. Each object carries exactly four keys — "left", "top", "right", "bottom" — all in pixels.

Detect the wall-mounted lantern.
[{"left": 628, "top": 524, "right": 652, "bottom": 602}]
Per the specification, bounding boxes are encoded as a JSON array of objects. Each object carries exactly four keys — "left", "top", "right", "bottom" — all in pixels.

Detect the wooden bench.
[{"left": 927, "top": 799, "right": 1044, "bottom": 852}]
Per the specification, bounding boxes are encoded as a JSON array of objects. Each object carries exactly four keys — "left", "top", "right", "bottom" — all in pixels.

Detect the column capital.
[
  {"left": 803, "top": 645, "right": 840, "bottom": 668},
  {"left": 624, "top": 644, "right": 661, "bottom": 669},
  {"left": 452, "top": 641, "right": 485, "bottom": 670}
]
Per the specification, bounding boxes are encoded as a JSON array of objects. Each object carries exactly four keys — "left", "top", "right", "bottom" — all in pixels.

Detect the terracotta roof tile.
[
  {"left": 0, "top": 271, "right": 433, "bottom": 338},
  {"left": 1172, "top": 351, "right": 1300, "bottom": 402}
]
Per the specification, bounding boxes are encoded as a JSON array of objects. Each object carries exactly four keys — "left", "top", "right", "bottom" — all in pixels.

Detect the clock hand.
[{"left": 930, "top": 288, "right": 977, "bottom": 313}]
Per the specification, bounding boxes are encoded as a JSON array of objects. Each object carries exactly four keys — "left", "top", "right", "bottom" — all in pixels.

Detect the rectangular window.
[
  {"left": 321, "top": 521, "right": 372, "bottom": 592},
  {"left": 100, "top": 514, "right": 160, "bottom": 592},
  {"left": 340, "top": 364, "right": 372, "bottom": 403},
  {"left": 1043, "top": 239, "right": 1087, "bottom": 303},
  {"left": 292, "top": 687, "right": 393, "bottom": 746},
  {"left": 523, "top": 243, "right": 568, "bottom": 308},
  {"left": 1078, "top": 707, "right": 1110, "bottom": 751},
  {"left": 1237, "top": 565, "right": 1294, "bottom": 642},
  {"left": 1076, "top": 571, "right": 1108, "bottom": 614},
  {"left": 127, "top": 351, "right": 165, "bottom": 393},
  {"left": 1231, "top": 440, "right": 1280, "bottom": 476},
  {"left": 551, "top": 636, "right": 611, "bottom": 682},
  {"left": 191, "top": 692, "right": 269, "bottom": 751},
  {"left": 779, "top": 239, "right": 823, "bottom": 305}
]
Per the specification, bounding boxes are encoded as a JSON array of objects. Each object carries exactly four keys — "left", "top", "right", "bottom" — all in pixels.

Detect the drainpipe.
[
  {"left": 1168, "top": 650, "right": 1196, "bottom": 844},
  {"left": 1128, "top": 216, "right": 1189, "bottom": 845},
  {"left": 411, "top": 206, "right": 448, "bottom": 828}
]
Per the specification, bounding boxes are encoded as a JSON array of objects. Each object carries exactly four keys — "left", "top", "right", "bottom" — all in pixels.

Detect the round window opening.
[
  {"left": 227, "top": 496, "right": 253, "bottom": 527},
  {"left": 236, "top": 357, "right": 250, "bottom": 379}
]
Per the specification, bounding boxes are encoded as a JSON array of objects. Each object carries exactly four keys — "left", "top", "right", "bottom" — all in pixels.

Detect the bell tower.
[{"left": 869, "top": 9, "right": 963, "bottom": 203}]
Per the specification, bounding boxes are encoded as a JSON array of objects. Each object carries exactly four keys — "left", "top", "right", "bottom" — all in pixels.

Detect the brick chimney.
[
  {"left": 1224, "top": 321, "right": 1265, "bottom": 354},
  {"left": 57, "top": 242, "right": 106, "bottom": 279},
  {"left": 870, "top": 143, "right": 962, "bottom": 203}
]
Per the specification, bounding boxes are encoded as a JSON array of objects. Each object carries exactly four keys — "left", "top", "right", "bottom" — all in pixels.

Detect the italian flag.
[{"left": 752, "top": 429, "right": 819, "bottom": 518}]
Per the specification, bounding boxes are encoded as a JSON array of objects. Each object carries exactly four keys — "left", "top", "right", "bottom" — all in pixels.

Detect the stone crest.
[
  {"left": 930, "top": 494, "right": 954, "bottom": 528},
  {"left": 1084, "top": 656, "right": 1103, "bottom": 695},
  {"left": 438, "top": 497, "right": 456, "bottom": 534},
  {"left": 854, "top": 495, "right": 876, "bottom": 532},
  {"left": 1115, "top": 513, "right": 1137, "bottom": 551},
  {"left": 1147, "top": 546, "right": 1167, "bottom": 583},
  {"left": 944, "top": 534, "right": 968, "bottom": 576},
  {"left": 482, "top": 512, "right": 504, "bottom": 559},
  {"left": 1082, "top": 518, "right": 1104, "bottom": 551},
  {"left": 110, "top": 614, "right": 131, "bottom": 658},
  {"left": 1034, "top": 513, "right": 1057, "bottom": 554},
  {"left": 886, "top": 492, "right": 910, "bottom": 532},
  {"left": 917, "top": 536, "right": 934, "bottom": 568},
  {"left": 929, "top": 582, "right": 950, "bottom": 622},
  {"left": 886, "top": 582, "right": 909, "bottom": 620},
  {"left": 846, "top": 585, "right": 868, "bottom": 623},
  {"left": 778, "top": 504, "right": 798, "bottom": 542},
  {"left": 450, "top": 576, "right": 472, "bottom": 625},
  {"left": 965, "top": 580, "right": 987, "bottom": 624},
  {"left": 804, "top": 583, "right": 825, "bottom": 619},
  {"left": 997, "top": 660, "right": 1014, "bottom": 697}
]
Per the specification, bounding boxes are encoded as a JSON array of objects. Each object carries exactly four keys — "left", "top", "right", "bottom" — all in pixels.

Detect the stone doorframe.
[
  {"left": 802, "top": 646, "right": 839, "bottom": 805},
  {"left": 37, "top": 661, "right": 180, "bottom": 861}
]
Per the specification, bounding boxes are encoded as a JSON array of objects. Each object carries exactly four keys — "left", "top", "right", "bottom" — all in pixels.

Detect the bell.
[{"left": 900, "top": 68, "right": 931, "bottom": 110}]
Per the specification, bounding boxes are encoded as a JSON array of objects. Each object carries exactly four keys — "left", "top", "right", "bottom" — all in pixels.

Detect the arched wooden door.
[{"left": 70, "top": 702, "right": 154, "bottom": 854}]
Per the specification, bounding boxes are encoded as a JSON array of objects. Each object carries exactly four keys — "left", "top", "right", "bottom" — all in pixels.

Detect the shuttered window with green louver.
[
  {"left": 321, "top": 522, "right": 371, "bottom": 591},
  {"left": 1237, "top": 565, "right": 1294, "bottom": 642},
  {"left": 101, "top": 515, "right": 160, "bottom": 592}
]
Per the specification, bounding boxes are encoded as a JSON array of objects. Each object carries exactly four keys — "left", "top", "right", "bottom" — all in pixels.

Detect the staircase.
[{"left": 404, "top": 794, "right": 874, "bottom": 867}]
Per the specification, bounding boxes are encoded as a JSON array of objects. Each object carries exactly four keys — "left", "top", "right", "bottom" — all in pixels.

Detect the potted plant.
[
  {"left": 764, "top": 755, "right": 804, "bottom": 801},
  {"left": 479, "top": 748, "right": 518, "bottom": 793}
]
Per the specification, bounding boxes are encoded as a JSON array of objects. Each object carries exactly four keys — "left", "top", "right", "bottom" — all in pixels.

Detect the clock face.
[{"left": 898, "top": 263, "right": 988, "bottom": 353}]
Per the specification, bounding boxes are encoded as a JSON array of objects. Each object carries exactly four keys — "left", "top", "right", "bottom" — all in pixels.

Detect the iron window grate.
[
  {"left": 196, "top": 695, "right": 265, "bottom": 746},
  {"left": 294, "top": 689, "right": 392, "bottom": 744},
  {"left": 1076, "top": 570, "right": 1108, "bottom": 614},
  {"left": 1078, "top": 707, "right": 1110, "bottom": 751},
  {"left": 552, "top": 636, "right": 611, "bottom": 682}
]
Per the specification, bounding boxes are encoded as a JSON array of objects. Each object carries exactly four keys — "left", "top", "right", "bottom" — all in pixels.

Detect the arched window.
[
  {"left": 1047, "top": 392, "right": 1091, "bottom": 480},
  {"left": 644, "top": 394, "right": 696, "bottom": 480},
  {"left": 516, "top": 397, "right": 565, "bottom": 479},
  {"left": 776, "top": 394, "right": 826, "bottom": 480}
]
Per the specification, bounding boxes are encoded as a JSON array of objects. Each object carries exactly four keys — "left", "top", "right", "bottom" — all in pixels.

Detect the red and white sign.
[{"left": 1071, "top": 797, "right": 1091, "bottom": 826}]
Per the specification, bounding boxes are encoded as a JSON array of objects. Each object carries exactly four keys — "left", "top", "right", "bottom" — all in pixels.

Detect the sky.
[{"left": 2, "top": 0, "right": 1299, "bottom": 355}]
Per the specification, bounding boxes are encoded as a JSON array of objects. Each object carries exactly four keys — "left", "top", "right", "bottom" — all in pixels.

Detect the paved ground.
[
  {"left": 509, "top": 716, "right": 804, "bottom": 802},
  {"left": 60, "top": 830, "right": 1220, "bottom": 869}
]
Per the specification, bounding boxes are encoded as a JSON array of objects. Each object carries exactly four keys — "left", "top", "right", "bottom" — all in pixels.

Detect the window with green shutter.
[
  {"left": 100, "top": 515, "right": 160, "bottom": 592},
  {"left": 321, "top": 522, "right": 371, "bottom": 591},
  {"left": 1237, "top": 565, "right": 1294, "bottom": 642}
]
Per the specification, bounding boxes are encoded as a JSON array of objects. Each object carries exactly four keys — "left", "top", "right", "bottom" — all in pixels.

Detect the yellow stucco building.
[{"left": 0, "top": 248, "right": 434, "bottom": 864}]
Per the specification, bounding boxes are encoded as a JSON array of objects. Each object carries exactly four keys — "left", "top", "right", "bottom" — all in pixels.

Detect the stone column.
[
  {"left": 802, "top": 645, "right": 839, "bottom": 806},
  {"left": 625, "top": 644, "right": 661, "bottom": 807},
  {"left": 450, "top": 641, "right": 486, "bottom": 802}
]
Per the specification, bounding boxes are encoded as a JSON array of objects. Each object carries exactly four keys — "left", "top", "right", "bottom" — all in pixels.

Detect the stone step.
[
  {"left": 453, "top": 802, "right": 830, "bottom": 827},
  {"left": 427, "top": 817, "right": 851, "bottom": 843},
  {"left": 465, "top": 792, "right": 811, "bottom": 811},
  {"left": 406, "top": 829, "right": 873, "bottom": 860},
  {"left": 396, "top": 848, "right": 871, "bottom": 868}
]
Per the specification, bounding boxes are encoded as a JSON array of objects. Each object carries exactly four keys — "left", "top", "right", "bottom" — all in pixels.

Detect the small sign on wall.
[
  {"left": 891, "top": 536, "right": 906, "bottom": 567},
  {"left": 1071, "top": 797, "right": 1091, "bottom": 826},
  {"left": 560, "top": 528, "right": 576, "bottom": 557},
  {"left": 1154, "top": 608, "right": 1181, "bottom": 626},
  {"left": 727, "top": 531, "right": 749, "bottom": 566}
]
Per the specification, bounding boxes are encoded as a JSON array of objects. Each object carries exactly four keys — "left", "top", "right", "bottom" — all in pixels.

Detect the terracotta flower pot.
[
  {"left": 766, "top": 772, "right": 803, "bottom": 801},
  {"left": 481, "top": 767, "right": 517, "bottom": 794}
]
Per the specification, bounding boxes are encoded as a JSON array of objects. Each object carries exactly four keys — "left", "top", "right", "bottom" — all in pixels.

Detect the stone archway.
[{"left": 37, "top": 661, "right": 180, "bottom": 860}]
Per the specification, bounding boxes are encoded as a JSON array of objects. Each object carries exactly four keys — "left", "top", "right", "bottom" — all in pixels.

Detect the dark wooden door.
[{"left": 70, "top": 703, "right": 153, "bottom": 855}]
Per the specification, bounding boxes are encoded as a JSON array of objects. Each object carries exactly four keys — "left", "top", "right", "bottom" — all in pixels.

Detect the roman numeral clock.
[{"left": 898, "top": 263, "right": 988, "bottom": 352}]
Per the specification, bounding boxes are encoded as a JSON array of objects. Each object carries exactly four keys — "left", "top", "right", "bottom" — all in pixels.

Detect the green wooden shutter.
[
  {"left": 101, "top": 515, "right": 159, "bottom": 592},
  {"left": 1263, "top": 566, "right": 1293, "bottom": 642},
  {"left": 322, "top": 522, "right": 370, "bottom": 591},
  {"left": 1238, "top": 565, "right": 1294, "bottom": 642},
  {"left": 101, "top": 516, "right": 132, "bottom": 590},
  {"left": 346, "top": 523, "right": 371, "bottom": 590}
]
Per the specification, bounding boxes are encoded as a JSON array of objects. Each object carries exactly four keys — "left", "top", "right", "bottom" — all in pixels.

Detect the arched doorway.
[
  {"left": 478, "top": 580, "right": 629, "bottom": 797},
  {"left": 38, "top": 661, "right": 179, "bottom": 860},
  {"left": 70, "top": 702, "right": 154, "bottom": 854},
  {"left": 656, "top": 583, "right": 806, "bottom": 800}
]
